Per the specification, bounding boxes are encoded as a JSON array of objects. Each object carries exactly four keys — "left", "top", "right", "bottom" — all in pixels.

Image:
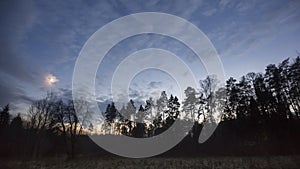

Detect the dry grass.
[{"left": 1, "top": 156, "right": 300, "bottom": 169}]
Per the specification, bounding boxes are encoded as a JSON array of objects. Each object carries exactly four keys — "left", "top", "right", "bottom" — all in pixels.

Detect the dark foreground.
[{"left": 1, "top": 156, "right": 300, "bottom": 169}]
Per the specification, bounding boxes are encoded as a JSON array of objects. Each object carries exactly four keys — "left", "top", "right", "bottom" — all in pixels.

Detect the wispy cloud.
[
  {"left": 1, "top": 0, "right": 300, "bottom": 114},
  {"left": 219, "top": 0, "right": 231, "bottom": 9},
  {"left": 202, "top": 8, "right": 217, "bottom": 16},
  {"left": 148, "top": 81, "right": 163, "bottom": 89},
  {"left": 208, "top": 0, "right": 300, "bottom": 59},
  {"left": 0, "top": 73, "right": 35, "bottom": 111}
]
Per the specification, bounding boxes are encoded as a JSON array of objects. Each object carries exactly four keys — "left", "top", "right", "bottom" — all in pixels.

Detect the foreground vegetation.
[{"left": 2, "top": 156, "right": 300, "bottom": 169}]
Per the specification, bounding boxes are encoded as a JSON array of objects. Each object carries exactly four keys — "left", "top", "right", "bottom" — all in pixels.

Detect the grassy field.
[{"left": 1, "top": 156, "right": 300, "bottom": 169}]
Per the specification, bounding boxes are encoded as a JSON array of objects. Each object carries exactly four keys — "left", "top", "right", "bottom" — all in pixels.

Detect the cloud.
[
  {"left": 0, "top": 0, "right": 39, "bottom": 83},
  {"left": 57, "top": 88, "right": 73, "bottom": 101},
  {"left": 148, "top": 81, "right": 163, "bottom": 89},
  {"left": 202, "top": 8, "right": 217, "bottom": 16},
  {"left": 207, "top": 0, "right": 300, "bottom": 59},
  {"left": 2, "top": 0, "right": 299, "bottom": 115},
  {"left": 235, "top": 1, "right": 255, "bottom": 12},
  {"left": 219, "top": 0, "right": 231, "bottom": 9},
  {"left": 0, "top": 0, "right": 46, "bottom": 113},
  {"left": 0, "top": 73, "right": 35, "bottom": 112}
]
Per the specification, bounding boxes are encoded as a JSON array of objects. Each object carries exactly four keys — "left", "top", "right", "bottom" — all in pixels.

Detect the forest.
[{"left": 0, "top": 56, "right": 300, "bottom": 162}]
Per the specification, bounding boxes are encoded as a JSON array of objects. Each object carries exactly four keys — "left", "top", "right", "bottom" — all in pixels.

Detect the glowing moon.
[{"left": 45, "top": 73, "right": 59, "bottom": 86}]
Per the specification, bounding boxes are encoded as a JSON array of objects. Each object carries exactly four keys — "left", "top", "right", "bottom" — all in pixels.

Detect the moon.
[{"left": 45, "top": 73, "right": 59, "bottom": 86}]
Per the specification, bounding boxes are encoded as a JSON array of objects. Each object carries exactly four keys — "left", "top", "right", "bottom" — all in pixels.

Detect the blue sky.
[{"left": 1, "top": 0, "right": 300, "bottom": 114}]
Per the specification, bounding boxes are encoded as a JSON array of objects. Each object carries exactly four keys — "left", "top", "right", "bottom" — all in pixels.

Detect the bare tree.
[
  {"left": 63, "top": 99, "right": 93, "bottom": 158},
  {"left": 26, "top": 92, "right": 56, "bottom": 158},
  {"left": 27, "top": 92, "right": 56, "bottom": 131},
  {"left": 199, "top": 75, "right": 220, "bottom": 123}
]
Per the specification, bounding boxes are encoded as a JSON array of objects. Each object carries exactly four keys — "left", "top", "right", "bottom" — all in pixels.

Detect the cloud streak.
[{"left": 1, "top": 0, "right": 299, "bottom": 114}]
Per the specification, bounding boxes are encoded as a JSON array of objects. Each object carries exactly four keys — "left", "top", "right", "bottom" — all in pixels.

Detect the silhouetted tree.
[
  {"left": 199, "top": 75, "right": 220, "bottom": 123},
  {"left": 0, "top": 104, "right": 10, "bottom": 132},
  {"left": 145, "top": 97, "right": 155, "bottom": 118},
  {"left": 64, "top": 99, "right": 93, "bottom": 158},
  {"left": 27, "top": 92, "right": 56, "bottom": 131},
  {"left": 235, "top": 75, "right": 255, "bottom": 120},
  {"left": 182, "top": 87, "right": 198, "bottom": 121},
  {"left": 156, "top": 91, "right": 168, "bottom": 122},
  {"left": 253, "top": 73, "right": 272, "bottom": 120},
  {"left": 165, "top": 95, "right": 180, "bottom": 128},
  {"left": 10, "top": 113, "right": 23, "bottom": 131},
  {"left": 223, "top": 77, "right": 239, "bottom": 120},
  {"left": 266, "top": 64, "right": 284, "bottom": 119},
  {"left": 9, "top": 113, "right": 24, "bottom": 156},
  {"left": 288, "top": 56, "right": 300, "bottom": 117},
  {"left": 144, "top": 97, "right": 155, "bottom": 136},
  {"left": 65, "top": 100, "right": 79, "bottom": 159},
  {"left": 104, "top": 102, "right": 117, "bottom": 125},
  {"left": 135, "top": 105, "right": 145, "bottom": 123},
  {"left": 27, "top": 93, "right": 56, "bottom": 158},
  {"left": 132, "top": 105, "right": 146, "bottom": 138},
  {"left": 119, "top": 105, "right": 129, "bottom": 135},
  {"left": 124, "top": 100, "right": 136, "bottom": 135}
]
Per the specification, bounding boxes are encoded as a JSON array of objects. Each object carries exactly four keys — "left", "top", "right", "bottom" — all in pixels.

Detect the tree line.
[
  {"left": 0, "top": 56, "right": 299, "bottom": 158},
  {"left": 102, "top": 56, "right": 300, "bottom": 139},
  {"left": 0, "top": 94, "right": 93, "bottom": 159}
]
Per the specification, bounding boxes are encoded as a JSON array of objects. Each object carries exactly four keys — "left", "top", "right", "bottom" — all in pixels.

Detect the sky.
[{"left": 1, "top": 0, "right": 300, "bottom": 114}]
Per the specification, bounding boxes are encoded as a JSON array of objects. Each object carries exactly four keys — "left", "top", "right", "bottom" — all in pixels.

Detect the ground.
[{"left": 1, "top": 156, "right": 300, "bottom": 169}]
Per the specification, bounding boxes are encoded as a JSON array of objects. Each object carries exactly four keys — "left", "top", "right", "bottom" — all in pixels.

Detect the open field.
[{"left": 1, "top": 156, "right": 300, "bottom": 169}]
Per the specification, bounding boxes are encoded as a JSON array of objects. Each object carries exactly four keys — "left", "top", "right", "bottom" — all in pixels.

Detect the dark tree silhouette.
[
  {"left": 10, "top": 113, "right": 23, "bottom": 131},
  {"left": 104, "top": 102, "right": 118, "bottom": 125},
  {"left": 132, "top": 105, "right": 147, "bottom": 138},
  {"left": 0, "top": 104, "right": 10, "bottom": 132},
  {"left": 126, "top": 100, "right": 136, "bottom": 135},
  {"left": 156, "top": 91, "right": 168, "bottom": 122},
  {"left": 26, "top": 93, "right": 56, "bottom": 158},
  {"left": 27, "top": 92, "right": 56, "bottom": 131},
  {"left": 182, "top": 87, "right": 198, "bottom": 122},
  {"left": 223, "top": 77, "right": 239, "bottom": 120},
  {"left": 288, "top": 56, "right": 300, "bottom": 117},
  {"left": 165, "top": 95, "right": 180, "bottom": 128}
]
